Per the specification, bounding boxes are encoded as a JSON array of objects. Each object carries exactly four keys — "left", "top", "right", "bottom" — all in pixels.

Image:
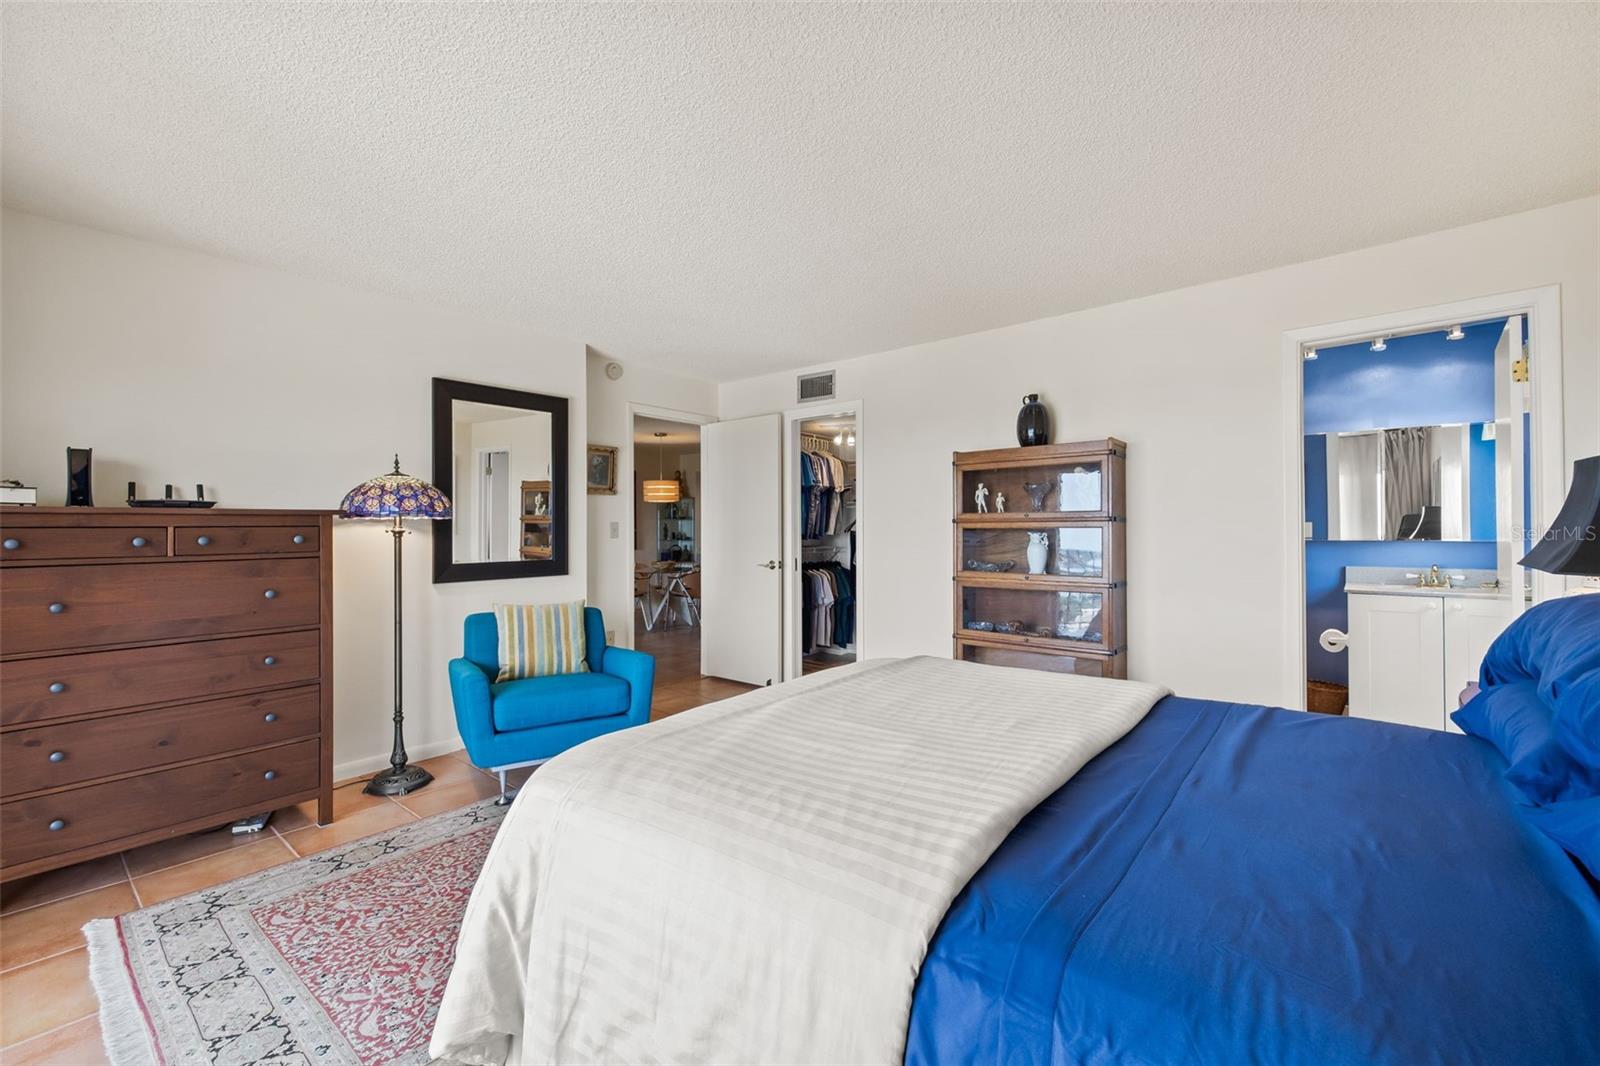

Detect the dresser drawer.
[
  {"left": 0, "top": 526, "right": 167, "bottom": 563},
  {"left": 0, "top": 558, "right": 320, "bottom": 654},
  {"left": 174, "top": 524, "right": 319, "bottom": 556},
  {"left": 2, "top": 687, "right": 320, "bottom": 796},
  {"left": 1, "top": 738, "right": 319, "bottom": 868},
  {"left": 1, "top": 630, "right": 320, "bottom": 726}
]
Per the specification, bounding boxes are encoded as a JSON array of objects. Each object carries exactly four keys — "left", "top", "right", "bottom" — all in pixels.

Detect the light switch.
[{"left": 609, "top": 521, "right": 619, "bottom": 539}]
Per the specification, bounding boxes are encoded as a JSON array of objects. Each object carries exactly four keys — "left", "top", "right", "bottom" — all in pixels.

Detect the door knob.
[
  {"left": 292, "top": 534, "right": 306, "bottom": 545},
  {"left": 48, "top": 751, "right": 66, "bottom": 763},
  {"left": 48, "top": 682, "right": 66, "bottom": 694},
  {"left": 264, "top": 712, "right": 278, "bottom": 723},
  {"left": 263, "top": 589, "right": 278, "bottom": 599},
  {"left": 47, "top": 819, "right": 67, "bottom": 832},
  {"left": 262, "top": 656, "right": 277, "bottom": 666},
  {"left": 131, "top": 536, "right": 148, "bottom": 548},
  {"left": 47, "top": 602, "right": 65, "bottom": 614},
  {"left": 758, "top": 560, "right": 782, "bottom": 570},
  {"left": 196, "top": 535, "right": 212, "bottom": 546},
  {"left": 2, "top": 538, "right": 19, "bottom": 550},
  {"left": 263, "top": 770, "right": 278, "bottom": 781}
]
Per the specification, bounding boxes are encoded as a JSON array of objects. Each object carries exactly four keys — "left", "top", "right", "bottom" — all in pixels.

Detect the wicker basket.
[{"left": 1306, "top": 680, "right": 1348, "bottom": 716}]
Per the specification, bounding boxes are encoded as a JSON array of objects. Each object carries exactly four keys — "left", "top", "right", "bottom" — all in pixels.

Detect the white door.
[
  {"left": 701, "top": 414, "right": 783, "bottom": 685},
  {"left": 1347, "top": 593, "right": 1445, "bottom": 730},
  {"left": 1441, "top": 598, "right": 1516, "bottom": 732},
  {"left": 1494, "top": 315, "right": 1528, "bottom": 616}
]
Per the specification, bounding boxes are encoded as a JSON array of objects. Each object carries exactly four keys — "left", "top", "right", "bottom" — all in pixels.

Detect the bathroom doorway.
[{"left": 1282, "top": 288, "right": 1565, "bottom": 722}]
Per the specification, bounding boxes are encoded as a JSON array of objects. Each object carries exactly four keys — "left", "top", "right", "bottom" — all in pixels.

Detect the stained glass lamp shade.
[{"left": 339, "top": 456, "right": 452, "bottom": 797}]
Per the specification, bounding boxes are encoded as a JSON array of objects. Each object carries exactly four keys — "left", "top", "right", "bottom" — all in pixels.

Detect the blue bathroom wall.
[
  {"left": 1303, "top": 319, "right": 1504, "bottom": 687},
  {"left": 1306, "top": 540, "right": 1498, "bottom": 685},
  {"left": 1303, "top": 320, "right": 1501, "bottom": 435}
]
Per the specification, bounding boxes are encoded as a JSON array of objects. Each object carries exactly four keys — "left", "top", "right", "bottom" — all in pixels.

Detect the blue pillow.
[
  {"left": 1478, "top": 595, "right": 1600, "bottom": 766},
  {"left": 1521, "top": 796, "right": 1600, "bottom": 883},
  {"left": 1451, "top": 682, "right": 1600, "bottom": 806}
]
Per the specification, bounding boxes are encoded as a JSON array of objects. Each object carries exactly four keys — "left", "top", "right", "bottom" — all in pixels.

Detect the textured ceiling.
[{"left": 4, "top": 3, "right": 1596, "bottom": 382}]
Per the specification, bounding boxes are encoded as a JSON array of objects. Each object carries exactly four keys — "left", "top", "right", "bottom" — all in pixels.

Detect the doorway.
[
  {"left": 476, "top": 449, "right": 511, "bottom": 562},
  {"left": 1282, "top": 287, "right": 1565, "bottom": 718},
  {"left": 632, "top": 415, "right": 703, "bottom": 685},
  {"left": 790, "top": 410, "right": 860, "bottom": 678}
]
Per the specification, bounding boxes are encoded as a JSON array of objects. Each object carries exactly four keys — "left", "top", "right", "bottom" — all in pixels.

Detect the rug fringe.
[{"left": 84, "top": 917, "right": 161, "bottom": 1066}]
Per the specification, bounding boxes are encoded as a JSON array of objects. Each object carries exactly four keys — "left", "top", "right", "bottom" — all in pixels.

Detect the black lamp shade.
[{"left": 1520, "top": 456, "right": 1600, "bottom": 576}]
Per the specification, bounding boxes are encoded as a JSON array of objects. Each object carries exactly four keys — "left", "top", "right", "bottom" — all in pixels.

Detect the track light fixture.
[
  {"left": 1370, "top": 336, "right": 1388, "bottom": 352},
  {"left": 1446, "top": 325, "right": 1465, "bottom": 341}
]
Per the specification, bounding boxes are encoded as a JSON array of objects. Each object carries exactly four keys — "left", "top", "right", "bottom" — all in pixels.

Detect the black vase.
[{"left": 1016, "top": 394, "right": 1050, "bottom": 447}]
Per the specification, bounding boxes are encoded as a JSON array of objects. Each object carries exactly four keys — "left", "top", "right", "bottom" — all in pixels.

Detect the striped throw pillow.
[{"left": 494, "top": 601, "right": 590, "bottom": 681}]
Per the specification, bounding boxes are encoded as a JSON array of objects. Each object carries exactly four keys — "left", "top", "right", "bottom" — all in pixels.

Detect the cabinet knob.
[
  {"left": 2, "top": 538, "right": 19, "bottom": 550},
  {"left": 47, "top": 602, "right": 65, "bottom": 614},
  {"left": 47, "top": 818, "right": 66, "bottom": 832},
  {"left": 48, "top": 751, "right": 66, "bottom": 763},
  {"left": 196, "top": 535, "right": 212, "bottom": 546},
  {"left": 48, "top": 682, "right": 66, "bottom": 694},
  {"left": 263, "top": 589, "right": 278, "bottom": 600},
  {"left": 131, "top": 536, "right": 148, "bottom": 548},
  {"left": 263, "top": 712, "right": 279, "bottom": 723},
  {"left": 262, "top": 656, "right": 277, "bottom": 666},
  {"left": 292, "top": 534, "right": 306, "bottom": 545},
  {"left": 263, "top": 770, "right": 278, "bottom": 781}
]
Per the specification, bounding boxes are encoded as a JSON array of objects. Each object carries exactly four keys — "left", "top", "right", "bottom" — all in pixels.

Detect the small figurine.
[
  {"left": 995, "top": 491, "right": 1006, "bottom": 513},
  {"left": 974, "top": 482, "right": 989, "bottom": 513}
]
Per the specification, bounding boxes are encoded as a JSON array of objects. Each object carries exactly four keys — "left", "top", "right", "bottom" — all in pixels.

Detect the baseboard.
[{"left": 333, "top": 738, "right": 465, "bottom": 785}]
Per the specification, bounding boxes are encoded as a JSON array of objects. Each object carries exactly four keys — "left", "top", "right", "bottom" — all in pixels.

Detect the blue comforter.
[{"left": 907, "top": 696, "right": 1600, "bottom": 1065}]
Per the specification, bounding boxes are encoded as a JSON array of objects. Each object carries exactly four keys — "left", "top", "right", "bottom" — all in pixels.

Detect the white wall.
[
  {"left": 585, "top": 351, "right": 716, "bottom": 646},
  {"left": 0, "top": 209, "right": 589, "bottom": 779},
  {"left": 719, "top": 197, "right": 1600, "bottom": 708}
]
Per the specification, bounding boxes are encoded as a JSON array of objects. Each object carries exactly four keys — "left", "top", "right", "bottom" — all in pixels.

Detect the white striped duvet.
[{"left": 430, "top": 655, "right": 1169, "bottom": 1065}]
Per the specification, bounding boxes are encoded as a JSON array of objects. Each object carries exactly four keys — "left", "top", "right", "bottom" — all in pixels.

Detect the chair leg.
[{"left": 494, "top": 769, "right": 515, "bottom": 806}]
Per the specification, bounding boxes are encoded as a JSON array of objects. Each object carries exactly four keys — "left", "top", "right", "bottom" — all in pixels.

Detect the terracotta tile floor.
[{"left": 0, "top": 672, "right": 752, "bottom": 1065}]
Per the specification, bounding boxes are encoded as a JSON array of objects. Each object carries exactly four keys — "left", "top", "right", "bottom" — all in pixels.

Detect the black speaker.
[{"left": 66, "top": 447, "right": 93, "bottom": 506}]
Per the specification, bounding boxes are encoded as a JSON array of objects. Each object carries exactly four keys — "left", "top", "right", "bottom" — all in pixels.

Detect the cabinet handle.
[
  {"left": 263, "top": 770, "right": 278, "bottom": 781},
  {"left": 48, "top": 751, "right": 65, "bottom": 763},
  {"left": 131, "top": 536, "right": 148, "bottom": 548},
  {"left": 292, "top": 534, "right": 306, "bottom": 545},
  {"left": 48, "top": 682, "right": 66, "bottom": 694},
  {"left": 2, "top": 538, "right": 18, "bottom": 550},
  {"left": 263, "top": 656, "right": 277, "bottom": 666},
  {"left": 264, "top": 712, "right": 279, "bottom": 723},
  {"left": 47, "top": 819, "right": 67, "bottom": 832},
  {"left": 47, "top": 602, "right": 65, "bottom": 614},
  {"left": 263, "top": 589, "right": 278, "bottom": 599},
  {"left": 196, "top": 535, "right": 212, "bottom": 546}
]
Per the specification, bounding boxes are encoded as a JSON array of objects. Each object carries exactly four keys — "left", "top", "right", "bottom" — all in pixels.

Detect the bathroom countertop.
[{"left": 1343, "top": 565, "right": 1509, "bottom": 600}]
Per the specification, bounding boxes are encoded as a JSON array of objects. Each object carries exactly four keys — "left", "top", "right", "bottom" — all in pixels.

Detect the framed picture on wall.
[{"left": 587, "top": 445, "right": 618, "bottom": 495}]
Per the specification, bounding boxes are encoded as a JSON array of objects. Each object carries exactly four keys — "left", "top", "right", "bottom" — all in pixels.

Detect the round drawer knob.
[
  {"left": 48, "top": 682, "right": 66, "bottom": 694},
  {"left": 263, "top": 589, "right": 278, "bottom": 599},
  {"left": 47, "top": 819, "right": 67, "bottom": 832},
  {"left": 48, "top": 751, "right": 66, "bottom": 763},
  {"left": 292, "top": 534, "right": 306, "bottom": 545},
  {"left": 131, "top": 536, "right": 148, "bottom": 548},
  {"left": 48, "top": 602, "right": 65, "bottom": 614},
  {"left": 263, "top": 656, "right": 277, "bottom": 666},
  {"left": 196, "top": 535, "right": 212, "bottom": 546},
  {"left": 2, "top": 538, "right": 19, "bottom": 550},
  {"left": 263, "top": 770, "right": 278, "bottom": 781},
  {"left": 263, "top": 712, "right": 279, "bottom": 723}
]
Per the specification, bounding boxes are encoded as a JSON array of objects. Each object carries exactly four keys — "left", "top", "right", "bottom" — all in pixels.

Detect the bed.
[{"left": 432, "top": 598, "right": 1600, "bottom": 1065}]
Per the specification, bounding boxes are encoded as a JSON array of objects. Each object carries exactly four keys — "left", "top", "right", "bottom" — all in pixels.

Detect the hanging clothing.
[
  {"left": 800, "top": 447, "right": 847, "bottom": 540},
  {"left": 801, "top": 561, "right": 855, "bottom": 655}
]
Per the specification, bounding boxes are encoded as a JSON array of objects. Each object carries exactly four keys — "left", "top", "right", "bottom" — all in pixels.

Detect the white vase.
[{"left": 1026, "top": 532, "right": 1049, "bottom": 575}]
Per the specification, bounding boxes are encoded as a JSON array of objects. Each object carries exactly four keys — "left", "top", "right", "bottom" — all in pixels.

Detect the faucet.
[{"left": 1419, "top": 565, "right": 1452, "bottom": 589}]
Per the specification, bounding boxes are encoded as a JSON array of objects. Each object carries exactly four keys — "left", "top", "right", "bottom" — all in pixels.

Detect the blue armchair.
[{"left": 449, "top": 607, "right": 654, "bottom": 801}]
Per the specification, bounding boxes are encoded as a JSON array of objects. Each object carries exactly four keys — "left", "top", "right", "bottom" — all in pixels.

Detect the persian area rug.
[{"left": 85, "top": 799, "right": 507, "bottom": 1066}]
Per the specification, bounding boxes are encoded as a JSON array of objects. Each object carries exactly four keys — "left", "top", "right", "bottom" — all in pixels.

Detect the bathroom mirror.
[
  {"left": 1305, "top": 422, "right": 1496, "bottom": 542},
  {"left": 432, "top": 377, "right": 569, "bottom": 582}
]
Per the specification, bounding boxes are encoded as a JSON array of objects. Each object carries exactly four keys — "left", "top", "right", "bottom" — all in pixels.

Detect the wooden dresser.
[
  {"left": 953, "top": 440, "right": 1128, "bottom": 678},
  {"left": 0, "top": 507, "right": 333, "bottom": 881}
]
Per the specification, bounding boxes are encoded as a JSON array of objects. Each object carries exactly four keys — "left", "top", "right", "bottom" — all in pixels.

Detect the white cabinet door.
[
  {"left": 1442, "top": 598, "right": 1515, "bottom": 732},
  {"left": 1348, "top": 593, "right": 1446, "bottom": 730},
  {"left": 700, "top": 414, "right": 784, "bottom": 686}
]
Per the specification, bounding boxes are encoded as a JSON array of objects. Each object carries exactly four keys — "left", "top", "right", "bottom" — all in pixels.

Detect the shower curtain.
[{"left": 1382, "top": 427, "right": 1432, "bottom": 538}]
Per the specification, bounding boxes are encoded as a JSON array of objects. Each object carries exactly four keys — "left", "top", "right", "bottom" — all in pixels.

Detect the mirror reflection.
[
  {"left": 449, "top": 400, "right": 554, "bottom": 563},
  {"left": 1305, "top": 422, "right": 1496, "bottom": 541}
]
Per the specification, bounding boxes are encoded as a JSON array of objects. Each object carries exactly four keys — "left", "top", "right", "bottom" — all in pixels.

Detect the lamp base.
[{"left": 362, "top": 763, "right": 434, "bottom": 797}]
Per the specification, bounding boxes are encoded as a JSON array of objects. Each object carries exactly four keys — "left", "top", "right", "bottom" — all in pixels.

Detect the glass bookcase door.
[
  {"left": 960, "top": 526, "right": 1105, "bottom": 579},
  {"left": 958, "top": 461, "right": 1105, "bottom": 516},
  {"left": 960, "top": 586, "right": 1108, "bottom": 646},
  {"left": 958, "top": 641, "right": 1114, "bottom": 677}
]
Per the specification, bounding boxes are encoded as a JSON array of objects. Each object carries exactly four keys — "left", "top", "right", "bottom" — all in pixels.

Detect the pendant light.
[{"left": 642, "top": 431, "right": 680, "bottom": 503}]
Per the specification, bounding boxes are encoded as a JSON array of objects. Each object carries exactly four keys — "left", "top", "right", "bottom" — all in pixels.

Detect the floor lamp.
[{"left": 340, "top": 455, "right": 453, "bottom": 796}]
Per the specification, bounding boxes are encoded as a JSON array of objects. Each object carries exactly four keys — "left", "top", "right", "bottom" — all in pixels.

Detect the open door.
[
  {"left": 701, "top": 414, "right": 783, "bottom": 685},
  {"left": 1494, "top": 315, "right": 1528, "bottom": 617}
]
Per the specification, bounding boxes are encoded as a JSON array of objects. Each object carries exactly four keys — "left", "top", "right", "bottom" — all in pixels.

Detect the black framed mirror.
[{"left": 432, "top": 377, "right": 569, "bottom": 583}]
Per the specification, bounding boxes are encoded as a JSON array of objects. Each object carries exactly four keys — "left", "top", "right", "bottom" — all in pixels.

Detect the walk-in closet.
[{"left": 798, "top": 416, "right": 857, "bottom": 673}]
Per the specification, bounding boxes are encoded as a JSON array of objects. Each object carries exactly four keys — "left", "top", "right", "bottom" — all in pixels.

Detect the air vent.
[{"left": 797, "top": 370, "right": 836, "bottom": 403}]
